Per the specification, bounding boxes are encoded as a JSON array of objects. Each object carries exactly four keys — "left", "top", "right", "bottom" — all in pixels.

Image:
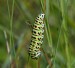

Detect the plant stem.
[{"left": 60, "top": 0, "right": 71, "bottom": 68}]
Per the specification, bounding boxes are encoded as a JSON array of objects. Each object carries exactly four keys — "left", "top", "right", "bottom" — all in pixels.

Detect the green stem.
[
  {"left": 10, "top": 0, "right": 15, "bottom": 49},
  {"left": 60, "top": 0, "right": 71, "bottom": 68}
]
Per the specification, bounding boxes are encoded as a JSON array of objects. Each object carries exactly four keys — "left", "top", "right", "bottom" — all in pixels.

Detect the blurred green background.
[{"left": 0, "top": 0, "right": 75, "bottom": 68}]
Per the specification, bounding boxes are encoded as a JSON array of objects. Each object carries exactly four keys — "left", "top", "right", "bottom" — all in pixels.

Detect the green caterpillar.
[{"left": 28, "top": 14, "right": 45, "bottom": 59}]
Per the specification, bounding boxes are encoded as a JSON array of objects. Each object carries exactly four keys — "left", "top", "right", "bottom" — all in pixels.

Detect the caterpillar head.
[
  {"left": 38, "top": 14, "right": 45, "bottom": 20},
  {"left": 36, "top": 14, "right": 45, "bottom": 21}
]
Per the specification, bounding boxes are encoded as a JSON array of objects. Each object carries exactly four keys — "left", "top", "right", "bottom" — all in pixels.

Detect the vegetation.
[{"left": 0, "top": 0, "right": 75, "bottom": 68}]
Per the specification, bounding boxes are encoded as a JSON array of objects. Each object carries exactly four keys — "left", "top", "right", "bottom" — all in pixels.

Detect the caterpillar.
[{"left": 28, "top": 13, "right": 45, "bottom": 59}]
